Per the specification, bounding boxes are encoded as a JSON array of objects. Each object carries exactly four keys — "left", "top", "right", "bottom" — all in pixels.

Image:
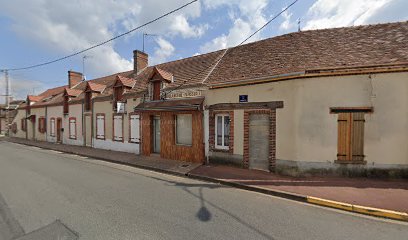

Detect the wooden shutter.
[
  {"left": 69, "top": 118, "right": 76, "bottom": 139},
  {"left": 113, "top": 115, "right": 123, "bottom": 141},
  {"left": 96, "top": 115, "right": 105, "bottom": 139},
  {"left": 351, "top": 112, "right": 365, "bottom": 161},
  {"left": 153, "top": 81, "right": 161, "bottom": 100},
  {"left": 337, "top": 113, "right": 350, "bottom": 161},
  {"left": 130, "top": 114, "right": 140, "bottom": 143}
]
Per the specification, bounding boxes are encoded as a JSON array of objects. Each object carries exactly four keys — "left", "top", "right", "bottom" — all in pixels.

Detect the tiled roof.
[
  {"left": 154, "top": 67, "right": 173, "bottom": 82},
  {"left": 38, "top": 85, "right": 67, "bottom": 98},
  {"left": 117, "top": 75, "right": 136, "bottom": 88},
  {"left": 207, "top": 21, "right": 408, "bottom": 85},
  {"left": 27, "top": 95, "right": 44, "bottom": 102},
  {"left": 87, "top": 82, "right": 106, "bottom": 93},
  {"left": 65, "top": 88, "right": 82, "bottom": 97}
]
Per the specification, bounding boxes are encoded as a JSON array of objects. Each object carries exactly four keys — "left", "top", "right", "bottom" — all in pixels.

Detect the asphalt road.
[{"left": 0, "top": 141, "right": 407, "bottom": 240}]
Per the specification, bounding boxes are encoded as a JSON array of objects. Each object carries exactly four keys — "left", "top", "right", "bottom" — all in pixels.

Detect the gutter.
[{"left": 210, "top": 65, "right": 408, "bottom": 89}]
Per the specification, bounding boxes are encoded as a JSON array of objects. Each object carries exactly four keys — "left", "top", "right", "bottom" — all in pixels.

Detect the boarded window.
[
  {"left": 113, "top": 115, "right": 123, "bottom": 141},
  {"left": 85, "top": 92, "right": 92, "bottom": 111},
  {"left": 130, "top": 114, "right": 140, "bottom": 143},
  {"left": 215, "top": 114, "right": 230, "bottom": 149},
  {"left": 175, "top": 114, "right": 192, "bottom": 145},
  {"left": 337, "top": 112, "right": 366, "bottom": 161},
  {"left": 153, "top": 81, "right": 161, "bottom": 100},
  {"left": 96, "top": 114, "right": 105, "bottom": 139},
  {"left": 69, "top": 118, "right": 76, "bottom": 139},
  {"left": 50, "top": 118, "right": 55, "bottom": 136},
  {"left": 63, "top": 96, "right": 69, "bottom": 114}
]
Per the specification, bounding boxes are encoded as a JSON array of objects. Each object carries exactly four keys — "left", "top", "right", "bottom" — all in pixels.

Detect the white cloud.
[
  {"left": 279, "top": 10, "right": 294, "bottom": 31},
  {"left": 150, "top": 37, "right": 175, "bottom": 65},
  {"left": 0, "top": 74, "right": 46, "bottom": 103},
  {"left": 0, "top": 0, "right": 206, "bottom": 79},
  {"left": 303, "top": 0, "right": 407, "bottom": 30},
  {"left": 200, "top": 0, "right": 268, "bottom": 53}
]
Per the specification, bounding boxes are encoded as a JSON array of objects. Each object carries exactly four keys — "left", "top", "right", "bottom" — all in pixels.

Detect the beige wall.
[
  {"left": 92, "top": 97, "right": 141, "bottom": 153},
  {"left": 31, "top": 107, "right": 46, "bottom": 141},
  {"left": 205, "top": 72, "right": 408, "bottom": 166},
  {"left": 10, "top": 109, "right": 26, "bottom": 138},
  {"left": 47, "top": 105, "right": 63, "bottom": 143},
  {"left": 63, "top": 103, "right": 83, "bottom": 146}
]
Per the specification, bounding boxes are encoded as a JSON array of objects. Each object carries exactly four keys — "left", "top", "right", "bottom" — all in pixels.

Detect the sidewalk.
[
  {"left": 189, "top": 165, "right": 408, "bottom": 214},
  {"left": 6, "top": 137, "right": 200, "bottom": 175}
]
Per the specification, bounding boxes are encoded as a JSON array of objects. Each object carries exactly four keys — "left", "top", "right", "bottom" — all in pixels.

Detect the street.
[{"left": 0, "top": 141, "right": 407, "bottom": 240}]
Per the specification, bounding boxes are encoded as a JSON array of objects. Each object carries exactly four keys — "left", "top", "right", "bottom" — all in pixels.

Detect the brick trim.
[
  {"left": 209, "top": 110, "right": 234, "bottom": 154},
  {"left": 243, "top": 109, "right": 277, "bottom": 171}
]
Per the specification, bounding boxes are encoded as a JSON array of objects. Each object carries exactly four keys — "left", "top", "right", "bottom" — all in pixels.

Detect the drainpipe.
[
  {"left": 91, "top": 98, "right": 94, "bottom": 148},
  {"left": 45, "top": 106, "right": 48, "bottom": 142},
  {"left": 82, "top": 101, "right": 84, "bottom": 146}
]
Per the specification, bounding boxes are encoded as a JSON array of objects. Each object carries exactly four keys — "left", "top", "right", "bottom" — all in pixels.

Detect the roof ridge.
[{"left": 201, "top": 48, "right": 229, "bottom": 84}]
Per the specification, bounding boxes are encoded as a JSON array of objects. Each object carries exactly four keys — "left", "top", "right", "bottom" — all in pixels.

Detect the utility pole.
[
  {"left": 142, "top": 33, "right": 158, "bottom": 53},
  {"left": 3, "top": 70, "right": 10, "bottom": 136}
]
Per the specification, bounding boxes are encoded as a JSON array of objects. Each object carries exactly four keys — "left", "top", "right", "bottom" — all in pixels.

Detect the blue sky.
[{"left": 0, "top": 0, "right": 407, "bottom": 102}]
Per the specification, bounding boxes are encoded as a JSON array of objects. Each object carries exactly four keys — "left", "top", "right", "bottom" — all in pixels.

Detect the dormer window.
[
  {"left": 112, "top": 75, "right": 135, "bottom": 111},
  {"left": 63, "top": 95, "right": 69, "bottom": 114},
  {"left": 148, "top": 67, "right": 173, "bottom": 101},
  {"left": 85, "top": 91, "right": 92, "bottom": 111}
]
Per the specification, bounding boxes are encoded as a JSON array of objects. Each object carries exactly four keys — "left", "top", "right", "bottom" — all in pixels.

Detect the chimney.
[
  {"left": 68, "top": 70, "right": 83, "bottom": 88},
  {"left": 133, "top": 50, "right": 148, "bottom": 73}
]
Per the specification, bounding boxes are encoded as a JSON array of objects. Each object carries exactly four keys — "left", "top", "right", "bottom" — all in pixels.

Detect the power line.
[
  {"left": 163, "top": 0, "right": 299, "bottom": 98},
  {"left": 1, "top": 0, "right": 198, "bottom": 72}
]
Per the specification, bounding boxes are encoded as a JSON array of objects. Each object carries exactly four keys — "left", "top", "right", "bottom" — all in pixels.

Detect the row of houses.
[{"left": 10, "top": 21, "right": 408, "bottom": 176}]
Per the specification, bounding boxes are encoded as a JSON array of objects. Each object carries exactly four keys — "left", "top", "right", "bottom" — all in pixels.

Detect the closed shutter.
[
  {"left": 113, "top": 115, "right": 123, "bottom": 141},
  {"left": 351, "top": 112, "right": 365, "bottom": 161},
  {"left": 69, "top": 118, "right": 76, "bottom": 139},
  {"left": 337, "top": 113, "right": 351, "bottom": 161},
  {"left": 96, "top": 115, "right": 105, "bottom": 139},
  {"left": 50, "top": 119, "right": 55, "bottom": 136},
  {"left": 336, "top": 112, "right": 365, "bottom": 161},
  {"left": 130, "top": 114, "right": 140, "bottom": 143}
]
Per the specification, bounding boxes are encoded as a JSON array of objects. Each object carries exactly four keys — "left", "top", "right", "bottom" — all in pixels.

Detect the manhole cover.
[{"left": 180, "top": 164, "right": 190, "bottom": 168}]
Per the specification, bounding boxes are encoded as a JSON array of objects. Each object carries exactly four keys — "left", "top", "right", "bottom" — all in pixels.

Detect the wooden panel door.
[
  {"left": 56, "top": 118, "right": 62, "bottom": 142},
  {"left": 249, "top": 114, "right": 270, "bottom": 171}
]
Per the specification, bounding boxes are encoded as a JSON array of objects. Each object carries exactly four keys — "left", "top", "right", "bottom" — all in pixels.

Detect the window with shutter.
[
  {"left": 130, "top": 114, "right": 140, "bottom": 143},
  {"left": 96, "top": 114, "right": 105, "bottom": 140},
  {"left": 175, "top": 114, "right": 192, "bottom": 145},
  {"left": 69, "top": 118, "right": 77, "bottom": 139},
  {"left": 113, "top": 115, "right": 123, "bottom": 141},
  {"left": 50, "top": 118, "right": 55, "bottom": 136},
  {"left": 333, "top": 108, "right": 371, "bottom": 163}
]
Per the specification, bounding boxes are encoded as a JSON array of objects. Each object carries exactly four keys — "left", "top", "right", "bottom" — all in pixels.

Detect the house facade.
[{"left": 9, "top": 21, "right": 408, "bottom": 176}]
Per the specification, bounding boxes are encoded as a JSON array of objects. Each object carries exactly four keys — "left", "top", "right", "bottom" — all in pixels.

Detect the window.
[
  {"left": 215, "top": 114, "right": 230, "bottom": 149},
  {"left": 63, "top": 95, "right": 69, "bottom": 114},
  {"left": 21, "top": 119, "right": 26, "bottom": 132},
  {"left": 85, "top": 91, "right": 92, "bottom": 111},
  {"left": 38, "top": 117, "right": 46, "bottom": 133},
  {"left": 69, "top": 117, "right": 77, "bottom": 139},
  {"left": 50, "top": 118, "right": 55, "bottom": 137},
  {"left": 114, "top": 87, "right": 124, "bottom": 102},
  {"left": 335, "top": 111, "right": 368, "bottom": 162},
  {"left": 129, "top": 114, "right": 140, "bottom": 143},
  {"left": 152, "top": 81, "right": 161, "bottom": 100},
  {"left": 113, "top": 115, "right": 123, "bottom": 141},
  {"left": 175, "top": 114, "right": 192, "bottom": 145},
  {"left": 96, "top": 114, "right": 105, "bottom": 140}
]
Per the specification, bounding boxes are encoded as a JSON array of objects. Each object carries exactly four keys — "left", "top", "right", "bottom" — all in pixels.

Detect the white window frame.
[
  {"left": 113, "top": 114, "right": 123, "bottom": 141},
  {"left": 215, "top": 114, "right": 230, "bottom": 150},
  {"left": 175, "top": 114, "right": 192, "bottom": 146}
]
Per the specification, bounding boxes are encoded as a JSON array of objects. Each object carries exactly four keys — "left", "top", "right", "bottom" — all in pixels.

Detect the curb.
[
  {"left": 7, "top": 139, "right": 408, "bottom": 222},
  {"left": 187, "top": 172, "right": 408, "bottom": 222}
]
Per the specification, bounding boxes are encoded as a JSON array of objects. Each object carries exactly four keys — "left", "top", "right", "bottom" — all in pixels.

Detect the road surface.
[{"left": 0, "top": 141, "right": 407, "bottom": 239}]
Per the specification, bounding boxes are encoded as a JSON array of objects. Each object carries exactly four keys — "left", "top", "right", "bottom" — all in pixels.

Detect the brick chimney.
[
  {"left": 68, "top": 70, "right": 83, "bottom": 88},
  {"left": 133, "top": 50, "right": 148, "bottom": 73}
]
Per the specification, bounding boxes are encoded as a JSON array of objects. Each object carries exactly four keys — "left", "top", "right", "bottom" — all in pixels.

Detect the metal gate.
[{"left": 249, "top": 114, "right": 270, "bottom": 171}]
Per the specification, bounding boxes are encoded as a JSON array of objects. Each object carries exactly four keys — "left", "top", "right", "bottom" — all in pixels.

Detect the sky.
[{"left": 0, "top": 0, "right": 407, "bottom": 103}]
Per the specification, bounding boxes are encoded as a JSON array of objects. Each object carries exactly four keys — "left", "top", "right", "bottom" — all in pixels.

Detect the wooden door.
[
  {"left": 85, "top": 115, "right": 92, "bottom": 147},
  {"left": 249, "top": 114, "right": 270, "bottom": 171},
  {"left": 56, "top": 118, "right": 62, "bottom": 142}
]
